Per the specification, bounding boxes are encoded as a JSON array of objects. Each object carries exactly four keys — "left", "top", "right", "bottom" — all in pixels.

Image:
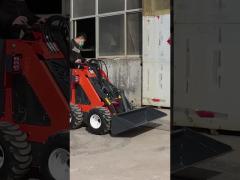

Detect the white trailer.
[
  {"left": 142, "top": 14, "right": 171, "bottom": 107},
  {"left": 174, "top": 0, "right": 240, "bottom": 131}
]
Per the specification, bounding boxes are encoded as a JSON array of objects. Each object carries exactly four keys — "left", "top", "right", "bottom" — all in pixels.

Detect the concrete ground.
[{"left": 70, "top": 109, "right": 170, "bottom": 180}]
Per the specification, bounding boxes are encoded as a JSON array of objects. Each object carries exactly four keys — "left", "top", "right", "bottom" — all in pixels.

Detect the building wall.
[
  {"left": 103, "top": 58, "right": 142, "bottom": 107},
  {"left": 103, "top": 0, "right": 171, "bottom": 107},
  {"left": 68, "top": 0, "right": 170, "bottom": 107},
  {"left": 62, "top": 0, "right": 70, "bottom": 16}
]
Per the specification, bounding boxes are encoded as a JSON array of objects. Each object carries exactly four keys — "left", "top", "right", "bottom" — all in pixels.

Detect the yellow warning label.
[{"left": 105, "top": 98, "right": 111, "bottom": 105}]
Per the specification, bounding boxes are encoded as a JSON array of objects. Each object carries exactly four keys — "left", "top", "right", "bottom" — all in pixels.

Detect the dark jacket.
[
  {"left": 0, "top": 0, "right": 39, "bottom": 37},
  {"left": 70, "top": 39, "right": 85, "bottom": 68}
]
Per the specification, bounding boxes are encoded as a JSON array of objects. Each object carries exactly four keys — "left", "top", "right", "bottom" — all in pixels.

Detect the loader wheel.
[
  {"left": 41, "top": 132, "right": 69, "bottom": 180},
  {"left": 87, "top": 107, "right": 112, "bottom": 135},
  {"left": 0, "top": 121, "right": 32, "bottom": 180},
  {"left": 70, "top": 104, "right": 83, "bottom": 129}
]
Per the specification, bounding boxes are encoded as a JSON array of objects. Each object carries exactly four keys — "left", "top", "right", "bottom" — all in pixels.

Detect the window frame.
[{"left": 70, "top": 0, "right": 142, "bottom": 58}]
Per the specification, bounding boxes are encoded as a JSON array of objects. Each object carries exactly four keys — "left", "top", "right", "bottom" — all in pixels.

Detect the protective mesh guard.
[{"left": 45, "top": 60, "right": 70, "bottom": 101}]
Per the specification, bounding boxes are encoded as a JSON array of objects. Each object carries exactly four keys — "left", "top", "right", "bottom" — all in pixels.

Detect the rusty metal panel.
[{"left": 144, "top": 0, "right": 170, "bottom": 16}]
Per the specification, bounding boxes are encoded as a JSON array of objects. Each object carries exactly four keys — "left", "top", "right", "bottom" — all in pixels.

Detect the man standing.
[{"left": 70, "top": 33, "right": 87, "bottom": 68}]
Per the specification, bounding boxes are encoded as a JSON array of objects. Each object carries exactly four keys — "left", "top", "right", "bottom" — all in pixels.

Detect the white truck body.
[
  {"left": 142, "top": 15, "right": 171, "bottom": 107},
  {"left": 174, "top": 0, "right": 240, "bottom": 131}
]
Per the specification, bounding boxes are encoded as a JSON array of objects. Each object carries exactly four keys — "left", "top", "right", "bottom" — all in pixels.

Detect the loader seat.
[{"left": 0, "top": 40, "right": 5, "bottom": 115}]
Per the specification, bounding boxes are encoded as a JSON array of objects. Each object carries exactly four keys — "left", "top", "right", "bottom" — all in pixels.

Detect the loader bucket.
[
  {"left": 111, "top": 107, "right": 167, "bottom": 135},
  {"left": 171, "top": 128, "right": 232, "bottom": 174}
]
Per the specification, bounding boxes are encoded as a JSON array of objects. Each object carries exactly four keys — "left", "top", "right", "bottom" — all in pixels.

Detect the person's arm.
[
  {"left": 69, "top": 41, "right": 76, "bottom": 63},
  {"left": 70, "top": 50, "right": 77, "bottom": 65},
  {"left": 70, "top": 45, "right": 80, "bottom": 68}
]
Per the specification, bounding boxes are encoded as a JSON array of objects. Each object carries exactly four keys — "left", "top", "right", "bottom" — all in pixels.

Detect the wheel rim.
[
  {"left": 69, "top": 113, "right": 72, "bottom": 124},
  {"left": 0, "top": 145, "right": 4, "bottom": 169},
  {"left": 48, "top": 148, "right": 69, "bottom": 180},
  {"left": 90, "top": 114, "right": 102, "bottom": 129}
]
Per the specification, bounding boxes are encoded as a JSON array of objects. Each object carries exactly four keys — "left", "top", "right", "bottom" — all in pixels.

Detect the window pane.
[
  {"left": 76, "top": 18, "right": 96, "bottom": 58},
  {"left": 73, "top": 0, "right": 95, "bottom": 18},
  {"left": 127, "top": 12, "right": 142, "bottom": 55},
  {"left": 99, "top": 0, "right": 124, "bottom": 13},
  {"left": 127, "top": 0, "right": 142, "bottom": 9},
  {"left": 99, "top": 15, "right": 124, "bottom": 56}
]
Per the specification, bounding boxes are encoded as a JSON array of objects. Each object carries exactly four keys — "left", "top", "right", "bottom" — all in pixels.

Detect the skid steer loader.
[
  {"left": 0, "top": 16, "right": 70, "bottom": 180},
  {"left": 70, "top": 59, "right": 166, "bottom": 135}
]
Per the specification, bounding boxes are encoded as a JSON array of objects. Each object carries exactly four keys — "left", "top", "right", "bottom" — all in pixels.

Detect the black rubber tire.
[
  {"left": 70, "top": 104, "right": 83, "bottom": 129},
  {"left": 0, "top": 121, "right": 32, "bottom": 180},
  {"left": 86, "top": 107, "right": 112, "bottom": 135},
  {"left": 41, "top": 132, "right": 69, "bottom": 180}
]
